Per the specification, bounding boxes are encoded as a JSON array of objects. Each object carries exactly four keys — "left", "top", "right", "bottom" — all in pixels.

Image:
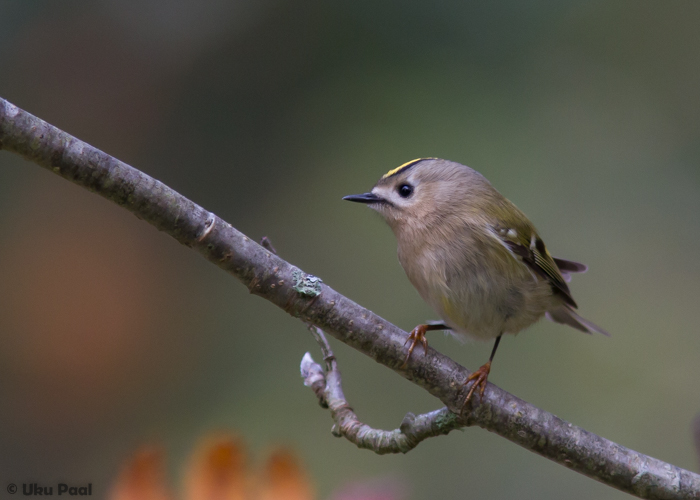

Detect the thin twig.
[
  {"left": 1, "top": 97, "right": 698, "bottom": 499},
  {"left": 301, "top": 326, "right": 462, "bottom": 454},
  {"left": 306, "top": 324, "right": 335, "bottom": 371},
  {"left": 260, "top": 236, "right": 277, "bottom": 255}
]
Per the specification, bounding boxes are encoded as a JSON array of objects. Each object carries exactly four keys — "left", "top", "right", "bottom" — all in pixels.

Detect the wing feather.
[{"left": 493, "top": 223, "right": 578, "bottom": 308}]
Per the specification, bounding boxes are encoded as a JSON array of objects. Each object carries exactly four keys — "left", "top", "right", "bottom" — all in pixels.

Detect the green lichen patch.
[{"left": 292, "top": 269, "right": 323, "bottom": 297}]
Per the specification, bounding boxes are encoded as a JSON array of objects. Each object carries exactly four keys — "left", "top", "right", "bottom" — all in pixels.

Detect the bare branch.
[
  {"left": 301, "top": 326, "right": 462, "bottom": 454},
  {"left": 1, "top": 97, "right": 699, "bottom": 499}
]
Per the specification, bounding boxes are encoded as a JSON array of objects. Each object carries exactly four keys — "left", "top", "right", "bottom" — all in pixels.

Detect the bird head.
[{"left": 343, "top": 158, "right": 495, "bottom": 233}]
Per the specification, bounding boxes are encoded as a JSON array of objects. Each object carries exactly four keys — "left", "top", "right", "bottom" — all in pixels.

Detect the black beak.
[{"left": 342, "top": 192, "right": 384, "bottom": 204}]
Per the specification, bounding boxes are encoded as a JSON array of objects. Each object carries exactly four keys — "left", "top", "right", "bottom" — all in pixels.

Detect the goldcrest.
[{"left": 344, "top": 158, "right": 608, "bottom": 406}]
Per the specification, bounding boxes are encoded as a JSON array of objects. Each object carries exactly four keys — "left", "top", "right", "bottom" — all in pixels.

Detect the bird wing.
[{"left": 491, "top": 221, "right": 578, "bottom": 308}]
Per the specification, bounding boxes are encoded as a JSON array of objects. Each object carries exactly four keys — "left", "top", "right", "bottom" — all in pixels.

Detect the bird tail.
[
  {"left": 546, "top": 305, "right": 610, "bottom": 336},
  {"left": 552, "top": 257, "right": 588, "bottom": 283}
]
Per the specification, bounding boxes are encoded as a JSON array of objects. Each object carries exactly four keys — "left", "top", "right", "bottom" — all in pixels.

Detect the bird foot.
[
  {"left": 461, "top": 360, "right": 491, "bottom": 410},
  {"left": 401, "top": 324, "right": 430, "bottom": 368}
]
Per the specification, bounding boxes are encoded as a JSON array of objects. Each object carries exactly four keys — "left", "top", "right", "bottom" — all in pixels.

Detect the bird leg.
[
  {"left": 462, "top": 334, "right": 502, "bottom": 410},
  {"left": 462, "top": 361, "right": 491, "bottom": 407},
  {"left": 401, "top": 323, "right": 449, "bottom": 368}
]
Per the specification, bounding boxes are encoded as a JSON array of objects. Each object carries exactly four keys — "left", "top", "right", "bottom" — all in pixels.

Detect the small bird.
[{"left": 343, "top": 158, "right": 608, "bottom": 408}]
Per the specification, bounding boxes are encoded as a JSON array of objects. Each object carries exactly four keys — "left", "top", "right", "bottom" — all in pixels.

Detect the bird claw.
[
  {"left": 461, "top": 361, "right": 492, "bottom": 411},
  {"left": 401, "top": 325, "right": 429, "bottom": 368}
]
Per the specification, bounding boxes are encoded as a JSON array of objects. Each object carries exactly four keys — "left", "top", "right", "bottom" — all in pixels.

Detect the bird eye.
[{"left": 397, "top": 183, "right": 413, "bottom": 198}]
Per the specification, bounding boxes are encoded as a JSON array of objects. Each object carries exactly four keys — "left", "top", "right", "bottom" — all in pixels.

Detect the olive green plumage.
[{"left": 345, "top": 158, "right": 608, "bottom": 342}]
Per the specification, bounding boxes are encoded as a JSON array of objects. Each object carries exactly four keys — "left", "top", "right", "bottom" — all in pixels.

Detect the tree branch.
[{"left": 1, "top": 97, "right": 698, "bottom": 499}]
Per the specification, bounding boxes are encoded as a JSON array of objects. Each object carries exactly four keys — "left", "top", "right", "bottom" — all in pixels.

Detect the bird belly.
[
  {"left": 408, "top": 246, "right": 553, "bottom": 342},
  {"left": 437, "top": 280, "right": 550, "bottom": 342}
]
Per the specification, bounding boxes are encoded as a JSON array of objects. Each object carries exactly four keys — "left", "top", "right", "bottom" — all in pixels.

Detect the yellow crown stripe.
[{"left": 381, "top": 158, "right": 435, "bottom": 179}]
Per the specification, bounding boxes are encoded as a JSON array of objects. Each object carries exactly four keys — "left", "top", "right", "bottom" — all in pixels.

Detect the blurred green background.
[{"left": 1, "top": 1, "right": 700, "bottom": 498}]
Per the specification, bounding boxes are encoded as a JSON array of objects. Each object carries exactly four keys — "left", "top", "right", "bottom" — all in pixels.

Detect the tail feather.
[
  {"left": 553, "top": 257, "right": 588, "bottom": 283},
  {"left": 552, "top": 257, "right": 588, "bottom": 273},
  {"left": 546, "top": 305, "right": 610, "bottom": 336}
]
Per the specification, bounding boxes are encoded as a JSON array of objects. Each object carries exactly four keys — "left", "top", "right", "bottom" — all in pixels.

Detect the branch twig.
[
  {"left": 300, "top": 326, "right": 462, "bottom": 454},
  {"left": 1, "top": 97, "right": 698, "bottom": 499}
]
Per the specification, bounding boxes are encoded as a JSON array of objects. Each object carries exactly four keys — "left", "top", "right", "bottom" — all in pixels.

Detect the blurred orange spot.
[
  {"left": 185, "top": 436, "right": 248, "bottom": 500},
  {"left": 256, "top": 448, "right": 314, "bottom": 500},
  {"left": 109, "top": 446, "right": 172, "bottom": 500}
]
